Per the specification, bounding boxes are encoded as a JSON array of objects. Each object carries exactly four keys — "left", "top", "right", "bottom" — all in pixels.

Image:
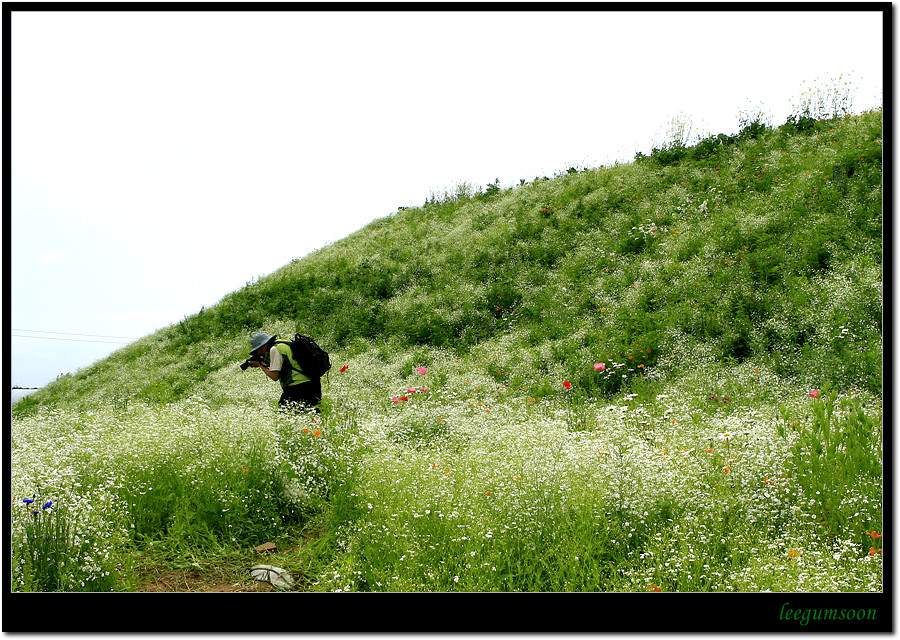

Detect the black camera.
[{"left": 239, "top": 353, "right": 263, "bottom": 371}]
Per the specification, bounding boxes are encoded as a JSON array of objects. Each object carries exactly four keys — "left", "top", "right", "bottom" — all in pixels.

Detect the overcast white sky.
[{"left": 9, "top": 9, "right": 884, "bottom": 388}]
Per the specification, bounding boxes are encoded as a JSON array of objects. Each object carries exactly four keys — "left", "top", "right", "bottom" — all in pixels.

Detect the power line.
[
  {"left": 12, "top": 334, "right": 132, "bottom": 345},
  {"left": 12, "top": 328, "right": 135, "bottom": 339}
]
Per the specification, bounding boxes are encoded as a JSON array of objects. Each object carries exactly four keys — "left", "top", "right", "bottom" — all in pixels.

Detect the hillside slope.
[
  {"left": 16, "top": 108, "right": 882, "bottom": 412},
  {"left": 11, "top": 108, "right": 883, "bottom": 596}
]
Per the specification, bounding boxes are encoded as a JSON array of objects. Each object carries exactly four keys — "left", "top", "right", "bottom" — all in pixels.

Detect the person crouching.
[{"left": 245, "top": 332, "right": 321, "bottom": 413}]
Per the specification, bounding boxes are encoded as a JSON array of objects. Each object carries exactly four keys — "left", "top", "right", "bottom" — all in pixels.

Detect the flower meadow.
[
  {"left": 309, "top": 349, "right": 882, "bottom": 593},
  {"left": 10, "top": 348, "right": 883, "bottom": 593},
  {"left": 11, "top": 104, "right": 882, "bottom": 594}
]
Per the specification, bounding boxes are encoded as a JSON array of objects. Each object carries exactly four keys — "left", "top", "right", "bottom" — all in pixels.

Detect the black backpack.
[{"left": 276, "top": 333, "right": 331, "bottom": 379}]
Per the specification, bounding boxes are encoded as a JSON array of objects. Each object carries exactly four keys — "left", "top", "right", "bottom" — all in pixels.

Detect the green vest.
[{"left": 267, "top": 342, "right": 311, "bottom": 389}]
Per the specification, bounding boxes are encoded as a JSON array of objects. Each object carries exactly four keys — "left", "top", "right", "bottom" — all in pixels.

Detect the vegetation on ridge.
[{"left": 12, "top": 101, "right": 882, "bottom": 595}]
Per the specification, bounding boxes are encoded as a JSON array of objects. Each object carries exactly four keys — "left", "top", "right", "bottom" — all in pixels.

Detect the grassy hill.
[
  {"left": 11, "top": 107, "right": 883, "bottom": 598},
  {"left": 18, "top": 106, "right": 882, "bottom": 410}
]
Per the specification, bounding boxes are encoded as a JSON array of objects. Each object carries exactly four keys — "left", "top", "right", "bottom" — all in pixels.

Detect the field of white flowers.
[{"left": 11, "top": 327, "right": 882, "bottom": 594}]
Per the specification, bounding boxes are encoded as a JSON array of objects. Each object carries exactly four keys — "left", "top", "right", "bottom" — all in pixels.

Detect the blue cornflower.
[
  {"left": 42, "top": 501, "right": 53, "bottom": 510},
  {"left": 22, "top": 498, "right": 34, "bottom": 504}
]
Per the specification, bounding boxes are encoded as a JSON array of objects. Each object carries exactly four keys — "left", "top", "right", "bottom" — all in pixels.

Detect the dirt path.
[{"left": 136, "top": 566, "right": 279, "bottom": 592}]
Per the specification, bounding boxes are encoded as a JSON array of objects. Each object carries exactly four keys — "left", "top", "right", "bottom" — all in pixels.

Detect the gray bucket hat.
[{"left": 250, "top": 332, "right": 276, "bottom": 353}]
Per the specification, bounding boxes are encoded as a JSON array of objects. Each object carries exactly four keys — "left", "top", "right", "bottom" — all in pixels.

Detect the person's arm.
[
  {"left": 256, "top": 362, "right": 280, "bottom": 382},
  {"left": 251, "top": 346, "right": 281, "bottom": 381}
]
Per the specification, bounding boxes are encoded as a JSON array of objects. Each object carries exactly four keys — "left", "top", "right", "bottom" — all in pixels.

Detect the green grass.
[{"left": 11, "top": 105, "right": 882, "bottom": 593}]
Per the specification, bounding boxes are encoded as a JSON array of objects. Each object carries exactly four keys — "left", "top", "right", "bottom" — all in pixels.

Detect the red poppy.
[
  {"left": 563, "top": 381, "right": 572, "bottom": 390},
  {"left": 340, "top": 365, "right": 349, "bottom": 373}
]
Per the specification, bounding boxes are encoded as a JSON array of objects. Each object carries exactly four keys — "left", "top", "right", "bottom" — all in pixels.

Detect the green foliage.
[
  {"left": 13, "top": 499, "right": 118, "bottom": 592},
  {"left": 116, "top": 434, "right": 304, "bottom": 550},
  {"left": 789, "top": 387, "right": 882, "bottom": 543}
]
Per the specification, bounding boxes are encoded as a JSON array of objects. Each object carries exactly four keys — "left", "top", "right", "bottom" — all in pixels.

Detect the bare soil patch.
[{"left": 136, "top": 566, "right": 279, "bottom": 592}]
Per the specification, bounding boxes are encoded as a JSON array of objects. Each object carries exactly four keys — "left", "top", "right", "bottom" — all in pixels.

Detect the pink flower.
[
  {"left": 392, "top": 396, "right": 399, "bottom": 404},
  {"left": 416, "top": 367, "right": 427, "bottom": 375},
  {"left": 563, "top": 381, "right": 572, "bottom": 390},
  {"left": 809, "top": 390, "right": 820, "bottom": 399},
  {"left": 594, "top": 363, "right": 606, "bottom": 371},
  {"left": 407, "top": 387, "right": 417, "bottom": 393},
  {"left": 420, "top": 387, "right": 429, "bottom": 393}
]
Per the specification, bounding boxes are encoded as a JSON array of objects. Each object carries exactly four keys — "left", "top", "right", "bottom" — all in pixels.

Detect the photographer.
[{"left": 243, "top": 332, "right": 322, "bottom": 412}]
